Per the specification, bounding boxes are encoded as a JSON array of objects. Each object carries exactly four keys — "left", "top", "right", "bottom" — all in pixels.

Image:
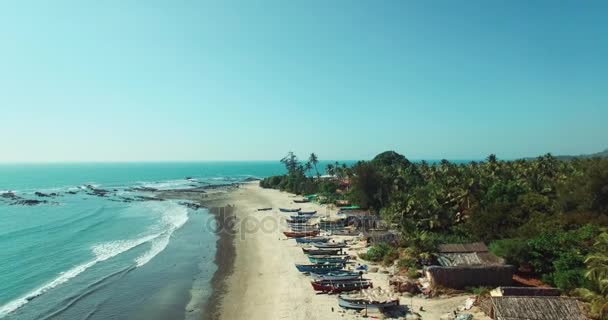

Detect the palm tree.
[
  {"left": 280, "top": 152, "right": 299, "bottom": 173},
  {"left": 304, "top": 162, "right": 313, "bottom": 176},
  {"left": 575, "top": 232, "right": 608, "bottom": 319},
  {"left": 309, "top": 153, "right": 320, "bottom": 178},
  {"left": 326, "top": 164, "right": 335, "bottom": 177}
]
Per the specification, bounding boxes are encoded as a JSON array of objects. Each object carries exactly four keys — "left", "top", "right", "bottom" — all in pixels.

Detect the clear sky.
[{"left": 0, "top": 1, "right": 606, "bottom": 162}]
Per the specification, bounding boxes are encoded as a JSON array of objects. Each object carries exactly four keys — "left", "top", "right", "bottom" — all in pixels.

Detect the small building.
[
  {"left": 490, "top": 286, "right": 561, "bottom": 297},
  {"left": 361, "top": 230, "right": 400, "bottom": 245},
  {"left": 425, "top": 242, "right": 513, "bottom": 289},
  {"left": 489, "top": 296, "right": 585, "bottom": 320},
  {"left": 436, "top": 242, "right": 504, "bottom": 267}
]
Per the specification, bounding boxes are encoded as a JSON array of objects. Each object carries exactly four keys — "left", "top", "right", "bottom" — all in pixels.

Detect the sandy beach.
[{"left": 203, "top": 183, "right": 490, "bottom": 320}]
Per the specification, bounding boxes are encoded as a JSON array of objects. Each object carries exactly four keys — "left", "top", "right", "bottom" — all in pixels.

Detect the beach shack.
[
  {"left": 425, "top": 242, "right": 514, "bottom": 289},
  {"left": 488, "top": 296, "right": 585, "bottom": 320}
]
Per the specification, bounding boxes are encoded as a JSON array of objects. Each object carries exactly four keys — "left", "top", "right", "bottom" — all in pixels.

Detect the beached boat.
[
  {"left": 297, "top": 211, "right": 317, "bottom": 216},
  {"left": 308, "top": 255, "right": 350, "bottom": 264},
  {"left": 257, "top": 207, "right": 272, "bottom": 211},
  {"left": 311, "top": 280, "right": 372, "bottom": 293},
  {"left": 302, "top": 248, "right": 342, "bottom": 255},
  {"left": 295, "top": 263, "right": 344, "bottom": 273},
  {"left": 290, "top": 225, "right": 319, "bottom": 231},
  {"left": 337, "top": 295, "right": 399, "bottom": 310},
  {"left": 330, "top": 229, "right": 359, "bottom": 236},
  {"left": 279, "top": 208, "right": 301, "bottom": 213},
  {"left": 283, "top": 230, "right": 319, "bottom": 238},
  {"left": 319, "top": 219, "right": 345, "bottom": 227},
  {"left": 287, "top": 216, "right": 310, "bottom": 223},
  {"left": 293, "top": 199, "right": 310, "bottom": 203},
  {"left": 295, "top": 236, "right": 330, "bottom": 244},
  {"left": 310, "top": 271, "right": 362, "bottom": 282},
  {"left": 312, "top": 242, "right": 348, "bottom": 249}
]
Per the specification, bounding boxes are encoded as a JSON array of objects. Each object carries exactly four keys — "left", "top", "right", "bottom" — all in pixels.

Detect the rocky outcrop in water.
[
  {"left": 12, "top": 199, "right": 49, "bottom": 206},
  {"left": 34, "top": 192, "right": 59, "bottom": 198}
]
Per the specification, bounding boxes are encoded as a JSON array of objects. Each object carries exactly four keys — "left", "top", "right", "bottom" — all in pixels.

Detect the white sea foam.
[
  {"left": 135, "top": 202, "right": 189, "bottom": 267},
  {"left": 0, "top": 201, "right": 189, "bottom": 318},
  {"left": 140, "top": 180, "right": 195, "bottom": 190}
]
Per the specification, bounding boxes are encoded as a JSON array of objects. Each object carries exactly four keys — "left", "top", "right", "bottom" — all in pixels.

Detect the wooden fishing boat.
[
  {"left": 289, "top": 226, "right": 319, "bottom": 232},
  {"left": 310, "top": 271, "right": 362, "bottom": 282},
  {"left": 283, "top": 230, "right": 319, "bottom": 238},
  {"left": 308, "top": 255, "right": 350, "bottom": 264},
  {"left": 312, "top": 242, "right": 348, "bottom": 249},
  {"left": 311, "top": 280, "right": 372, "bottom": 293},
  {"left": 293, "top": 199, "right": 310, "bottom": 203},
  {"left": 297, "top": 211, "right": 317, "bottom": 216},
  {"left": 330, "top": 229, "right": 359, "bottom": 236},
  {"left": 286, "top": 216, "right": 310, "bottom": 223},
  {"left": 302, "top": 248, "right": 342, "bottom": 255},
  {"left": 295, "top": 263, "right": 344, "bottom": 273},
  {"left": 295, "top": 236, "right": 330, "bottom": 244},
  {"left": 257, "top": 207, "right": 272, "bottom": 211},
  {"left": 337, "top": 295, "right": 399, "bottom": 310},
  {"left": 319, "top": 219, "right": 345, "bottom": 229},
  {"left": 279, "top": 208, "right": 301, "bottom": 213}
]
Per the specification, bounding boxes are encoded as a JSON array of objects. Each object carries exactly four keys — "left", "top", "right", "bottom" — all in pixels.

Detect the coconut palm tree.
[
  {"left": 575, "top": 232, "right": 608, "bottom": 319},
  {"left": 309, "top": 153, "right": 320, "bottom": 178}
]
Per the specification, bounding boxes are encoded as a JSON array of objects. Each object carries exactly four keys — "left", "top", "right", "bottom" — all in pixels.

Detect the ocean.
[
  {"left": 0, "top": 159, "right": 474, "bottom": 319},
  {"left": 0, "top": 162, "right": 291, "bottom": 320}
]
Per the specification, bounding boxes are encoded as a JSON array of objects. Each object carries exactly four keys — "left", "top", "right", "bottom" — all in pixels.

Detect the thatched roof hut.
[
  {"left": 436, "top": 242, "right": 504, "bottom": 267},
  {"left": 490, "top": 296, "right": 585, "bottom": 320},
  {"left": 425, "top": 265, "right": 514, "bottom": 289},
  {"left": 490, "top": 286, "right": 561, "bottom": 297}
]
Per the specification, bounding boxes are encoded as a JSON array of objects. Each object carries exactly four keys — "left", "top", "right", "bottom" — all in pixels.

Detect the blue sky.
[{"left": 0, "top": 1, "right": 606, "bottom": 162}]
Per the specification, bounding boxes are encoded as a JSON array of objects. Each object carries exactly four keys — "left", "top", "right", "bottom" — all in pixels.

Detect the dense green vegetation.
[
  {"left": 259, "top": 152, "right": 349, "bottom": 203},
  {"left": 261, "top": 150, "right": 608, "bottom": 317}
]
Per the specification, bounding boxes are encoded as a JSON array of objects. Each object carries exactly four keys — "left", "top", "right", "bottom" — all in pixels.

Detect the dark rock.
[
  {"left": 179, "top": 201, "right": 203, "bottom": 210},
  {"left": 128, "top": 187, "right": 158, "bottom": 192},
  {"left": 1, "top": 191, "right": 18, "bottom": 199},
  {"left": 34, "top": 192, "right": 59, "bottom": 198},
  {"left": 134, "top": 195, "right": 164, "bottom": 202},
  {"left": 12, "top": 199, "right": 48, "bottom": 206}
]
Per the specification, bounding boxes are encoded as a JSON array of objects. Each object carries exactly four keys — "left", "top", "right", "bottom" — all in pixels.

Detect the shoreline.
[
  {"left": 159, "top": 182, "right": 483, "bottom": 320},
  {"left": 204, "top": 203, "right": 237, "bottom": 320},
  {"left": 155, "top": 186, "right": 240, "bottom": 320}
]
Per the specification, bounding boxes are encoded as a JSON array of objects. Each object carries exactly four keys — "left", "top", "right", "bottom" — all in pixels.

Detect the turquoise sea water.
[
  {"left": 0, "top": 162, "right": 294, "bottom": 320},
  {"left": 0, "top": 160, "right": 473, "bottom": 319}
]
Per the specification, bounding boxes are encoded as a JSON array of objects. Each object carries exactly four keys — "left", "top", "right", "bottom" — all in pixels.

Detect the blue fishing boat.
[
  {"left": 295, "top": 263, "right": 343, "bottom": 273},
  {"left": 297, "top": 211, "right": 317, "bottom": 216},
  {"left": 280, "top": 208, "right": 301, "bottom": 213},
  {"left": 308, "top": 255, "right": 350, "bottom": 264},
  {"left": 295, "top": 236, "right": 329, "bottom": 244}
]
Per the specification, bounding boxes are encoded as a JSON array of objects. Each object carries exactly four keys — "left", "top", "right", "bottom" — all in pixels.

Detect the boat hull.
[
  {"left": 302, "top": 248, "right": 342, "bottom": 255},
  {"left": 311, "top": 281, "right": 372, "bottom": 293},
  {"left": 295, "top": 264, "right": 343, "bottom": 273},
  {"left": 310, "top": 272, "right": 362, "bottom": 281},
  {"left": 279, "top": 208, "right": 301, "bottom": 213},
  {"left": 337, "top": 296, "right": 399, "bottom": 310},
  {"left": 308, "top": 256, "right": 350, "bottom": 264},
  {"left": 295, "top": 237, "right": 330, "bottom": 244},
  {"left": 283, "top": 230, "right": 319, "bottom": 238}
]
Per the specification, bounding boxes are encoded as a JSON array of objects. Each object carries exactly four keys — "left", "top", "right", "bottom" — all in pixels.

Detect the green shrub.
[{"left": 360, "top": 242, "right": 398, "bottom": 265}]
